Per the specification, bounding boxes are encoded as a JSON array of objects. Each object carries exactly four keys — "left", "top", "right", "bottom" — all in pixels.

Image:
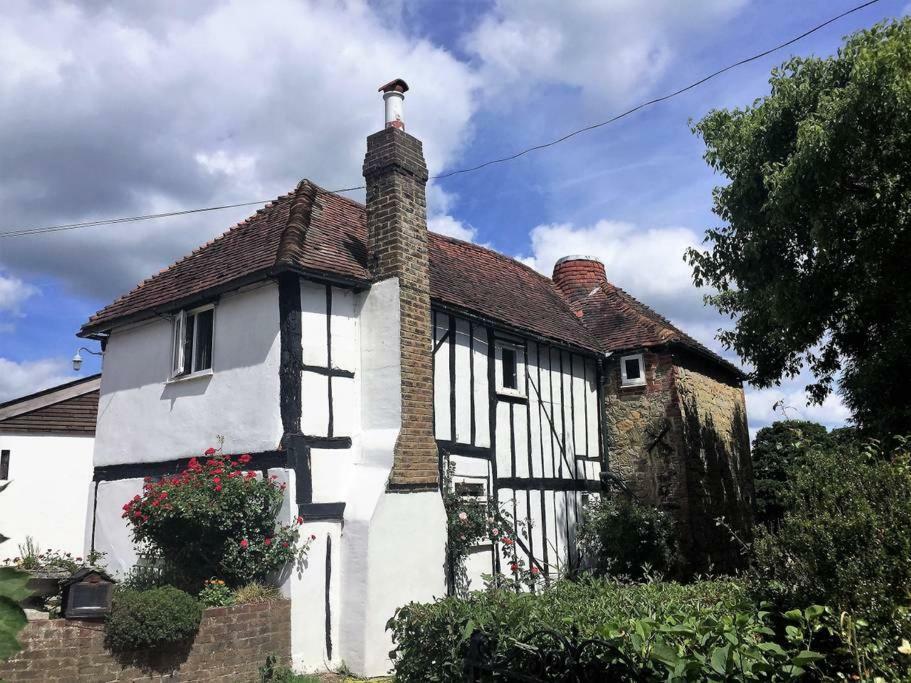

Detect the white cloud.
[
  {"left": 0, "top": 358, "right": 72, "bottom": 403},
  {"left": 428, "top": 214, "right": 478, "bottom": 242},
  {"left": 465, "top": 0, "right": 746, "bottom": 106},
  {"left": 0, "top": 0, "right": 478, "bottom": 299},
  {"left": 519, "top": 219, "right": 699, "bottom": 299},
  {"left": 0, "top": 272, "right": 37, "bottom": 314}
]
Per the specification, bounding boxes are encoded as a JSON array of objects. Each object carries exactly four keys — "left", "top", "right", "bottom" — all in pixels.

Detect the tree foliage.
[{"left": 688, "top": 18, "right": 911, "bottom": 437}]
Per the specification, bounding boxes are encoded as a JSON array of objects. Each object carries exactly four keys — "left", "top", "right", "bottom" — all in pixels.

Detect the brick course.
[
  {"left": 0, "top": 600, "right": 291, "bottom": 683},
  {"left": 363, "top": 127, "right": 438, "bottom": 488}
]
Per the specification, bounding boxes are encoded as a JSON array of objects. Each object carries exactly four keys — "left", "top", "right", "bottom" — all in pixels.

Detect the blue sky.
[{"left": 1, "top": 0, "right": 906, "bottom": 436}]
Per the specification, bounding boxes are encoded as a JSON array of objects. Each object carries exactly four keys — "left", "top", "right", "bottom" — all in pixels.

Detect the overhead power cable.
[{"left": 0, "top": 0, "right": 882, "bottom": 240}]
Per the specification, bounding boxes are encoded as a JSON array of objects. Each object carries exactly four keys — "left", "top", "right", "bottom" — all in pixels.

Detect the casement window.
[
  {"left": 170, "top": 304, "right": 215, "bottom": 379},
  {"left": 495, "top": 340, "right": 525, "bottom": 397},
  {"left": 0, "top": 450, "right": 9, "bottom": 480},
  {"left": 620, "top": 353, "right": 646, "bottom": 387}
]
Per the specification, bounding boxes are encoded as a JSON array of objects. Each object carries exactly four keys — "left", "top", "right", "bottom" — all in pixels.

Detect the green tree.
[
  {"left": 687, "top": 18, "right": 911, "bottom": 438},
  {"left": 751, "top": 421, "right": 831, "bottom": 528}
]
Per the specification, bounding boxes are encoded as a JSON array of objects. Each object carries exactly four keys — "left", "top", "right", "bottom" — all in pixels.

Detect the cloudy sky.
[{"left": 1, "top": 0, "right": 903, "bottom": 437}]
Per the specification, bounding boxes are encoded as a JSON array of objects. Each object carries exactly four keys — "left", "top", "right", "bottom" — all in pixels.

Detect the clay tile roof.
[
  {"left": 428, "top": 235, "right": 600, "bottom": 351},
  {"left": 574, "top": 281, "right": 743, "bottom": 377},
  {"left": 81, "top": 181, "right": 601, "bottom": 352}
]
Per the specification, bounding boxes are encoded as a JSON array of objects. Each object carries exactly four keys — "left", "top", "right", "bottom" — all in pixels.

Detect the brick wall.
[
  {"left": 604, "top": 348, "right": 753, "bottom": 573},
  {"left": 363, "top": 127, "right": 438, "bottom": 489},
  {"left": 0, "top": 600, "right": 291, "bottom": 683}
]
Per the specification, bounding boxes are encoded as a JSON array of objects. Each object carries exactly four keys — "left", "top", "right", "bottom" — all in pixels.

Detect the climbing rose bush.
[{"left": 123, "top": 448, "right": 312, "bottom": 588}]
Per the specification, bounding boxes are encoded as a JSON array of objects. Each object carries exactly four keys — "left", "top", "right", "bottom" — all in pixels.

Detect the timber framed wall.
[{"left": 432, "top": 308, "right": 604, "bottom": 587}]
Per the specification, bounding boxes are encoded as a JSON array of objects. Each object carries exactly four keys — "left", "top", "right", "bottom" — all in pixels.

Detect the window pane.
[
  {"left": 0, "top": 450, "right": 9, "bottom": 480},
  {"left": 502, "top": 347, "right": 517, "bottom": 389},
  {"left": 624, "top": 358, "right": 641, "bottom": 381},
  {"left": 193, "top": 309, "right": 214, "bottom": 372},
  {"left": 182, "top": 314, "right": 195, "bottom": 375}
]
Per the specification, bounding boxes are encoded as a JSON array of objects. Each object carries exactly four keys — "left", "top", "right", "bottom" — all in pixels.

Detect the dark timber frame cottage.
[{"left": 77, "top": 80, "right": 752, "bottom": 675}]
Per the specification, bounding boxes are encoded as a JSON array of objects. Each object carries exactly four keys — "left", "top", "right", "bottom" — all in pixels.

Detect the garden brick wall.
[
  {"left": 363, "top": 126, "right": 438, "bottom": 489},
  {"left": 604, "top": 349, "right": 753, "bottom": 573},
  {"left": 0, "top": 600, "right": 290, "bottom": 682}
]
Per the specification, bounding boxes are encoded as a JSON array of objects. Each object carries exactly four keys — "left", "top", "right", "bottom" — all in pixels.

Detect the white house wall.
[
  {"left": 0, "top": 433, "right": 94, "bottom": 560},
  {"left": 434, "top": 313, "right": 603, "bottom": 584},
  {"left": 93, "top": 282, "right": 283, "bottom": 465}
]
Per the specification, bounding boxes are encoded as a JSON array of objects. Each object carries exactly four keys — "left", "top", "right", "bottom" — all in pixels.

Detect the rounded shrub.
[
  {"left": 105, "top": 587, "right": 203, "bottom": 651},
  {"left": 577, "top": 494, "right": 678, "bottom": 579}
]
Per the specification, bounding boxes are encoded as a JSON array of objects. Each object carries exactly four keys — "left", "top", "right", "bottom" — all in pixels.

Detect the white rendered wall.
[
  {"left": 93, "top": 282, "right": 283, "bottom": 465},
  {"left": 0, "top": 433, "right": 94, "bottom": 560}
]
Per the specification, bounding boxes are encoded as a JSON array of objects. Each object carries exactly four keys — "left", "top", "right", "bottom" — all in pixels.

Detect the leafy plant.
[
  {"left": 0, "top": 567, "right": 31, "bottom": 661},
  {"left": 577, "top": 494, "right": 679, "bottom": 580},
  {"left": 387, "top": 578, "right": 827, "bottom": 681},
  {"left": 234, "top": 582, "right": 283, "bottom": 605},
  {"left": 123, "top": 446, "right": 312, "bottom": 588},
  {"left": 750, "top": 436, "right": 911, "bottom": 678},
  {"left": 258, "top": 653, "right": 321, "bottom": 682},
  {"left": 687, "top": 17, "right": 911, "bottom": 438},
  {"left": 0, "top": 480, "right": 30, "bottom": 662},
  {"left": 198, "top": 578, "right": 234, "bottom": 607},
  {"left": 105, "top": 586, "right": 202, "bottom": 650},
  {"left": 2, "top": 536, "right": 88, "bottom": 574}
]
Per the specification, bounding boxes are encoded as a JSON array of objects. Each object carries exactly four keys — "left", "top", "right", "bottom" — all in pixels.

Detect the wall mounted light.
[{"left": 72, "top": 346, "right": 103, "bottom": 372}]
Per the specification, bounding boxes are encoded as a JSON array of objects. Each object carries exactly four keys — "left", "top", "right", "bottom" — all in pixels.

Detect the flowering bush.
[
  {"left": 198, "top": 578, "right": 234, "bottom": 607},
  {"left": 122, "top": 447, "right": 311, "bottom": 588}
]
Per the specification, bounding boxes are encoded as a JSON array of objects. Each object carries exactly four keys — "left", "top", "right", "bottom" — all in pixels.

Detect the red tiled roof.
[
  {"left": 573, "top": 281, "right": 743, "bottom": 376},
  {"left": 79, "top": 180, "right": 736, "bottom": 375},
  {"left": 81, "top": 181, "right": 600, "bottom": 351}
]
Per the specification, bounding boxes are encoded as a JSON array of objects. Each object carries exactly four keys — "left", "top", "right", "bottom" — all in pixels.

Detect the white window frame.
[
  {"left": 495, "top": 340, "right": 526, "bottom": 398},
  {"left": 169, "top": 303, "right": 216, "bottom": 380},
  {"left": 620, "top": 353, "right": 646, "bottom": 387}
]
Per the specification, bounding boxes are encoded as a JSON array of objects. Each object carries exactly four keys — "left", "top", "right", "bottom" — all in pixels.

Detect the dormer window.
[
  {"left": 620, "top": 353, "right": 645, "bottom": 387},
  {"left": 170, "top": 304, "right": 215, "bottom": 379}
]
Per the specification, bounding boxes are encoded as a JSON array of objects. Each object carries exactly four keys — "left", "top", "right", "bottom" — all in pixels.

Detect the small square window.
[
  {"left": 620, "top": 353, "right": 645, "bottom": 387},
  {"left": 495, "top": 340, "right": 525, "bottom": 397},
  {"left": 171, "top": 305, "right": 215, "bottom": 378}
]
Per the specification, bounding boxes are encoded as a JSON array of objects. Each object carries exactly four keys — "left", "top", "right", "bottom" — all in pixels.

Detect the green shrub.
[
  {"left": 751, "top": 421, "right": 831, "bottom": 528},
  {"left": 577, "top": 495, "right": 679, "bottom": 579},
  {"left": 105, "top": 587, "right": 202, "bottom": 650},
  {"left": 751, "top": 436, "right": 911, "bottom": 678},
  {"left": 123, "top": 448, "right": 312, "bottom": 588},
  {"left": 387, "top": 578, "right": 827, "bottom": 681}
]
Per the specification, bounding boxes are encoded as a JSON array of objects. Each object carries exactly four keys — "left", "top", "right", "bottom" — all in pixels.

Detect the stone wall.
[
  {"left": 604, "top": 347, "right": 753, "bottom": 573},
  {"left": 675, "top": 352, "right": 753, "bottom": 571},
  {"left": 0, "top": 600, "right": 291, "bottom": 682}
]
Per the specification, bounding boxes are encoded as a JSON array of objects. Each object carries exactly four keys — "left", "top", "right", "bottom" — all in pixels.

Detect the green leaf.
[
  {"left": 649, "top": 641, "right": 680, "bottom": 668},
  {"left": 803, "top": 605, "right": 826, "bottom": 621},
  {"left": 783, "top": 609, "right": 803, "bottom": 622},
  {"left": 710, "top": 645, "right": 731, "bottom": 675},
  {"left": 0, "top": 597, "right": 27, "bottom": 660},
  {"left": 791, "top": 650, "right": 824, "bottom": 667},
  {"left": 0, "top": 568, "right": 31, "bottom": 606}
]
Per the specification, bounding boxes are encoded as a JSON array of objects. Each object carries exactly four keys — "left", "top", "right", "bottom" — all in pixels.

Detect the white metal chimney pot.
[
  {"left": 378, "top": 78, "right": 409, "bottom": 131},
  {"left": 384, "top": 91, "right": 405, "bottom": 130}
]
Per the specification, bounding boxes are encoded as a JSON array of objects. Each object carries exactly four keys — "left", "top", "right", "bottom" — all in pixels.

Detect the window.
[
  {"left": 620, "top": 353, "right": 645, "bottom": 387},
  {"left": 455, "top": 481, "right": 485, "bottom": 498},
  {"left": 502, "top": 347, "right": 517, "bottom": 390},
  {"left": 171, "top": 305, "right": 215, "bottom": 378},
  {"left": 495, "top": 340, "right": 525, "bottom": 397},
  {"left": 0, "top": 450, "right": 9, "bottom": 480}
]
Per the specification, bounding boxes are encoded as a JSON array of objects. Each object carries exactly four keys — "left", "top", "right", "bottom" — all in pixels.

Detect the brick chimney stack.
[
  {"left": 552, "top": 255, "right": 607, "bottom": 308},
  {"left": 363, "top": 79, "right": 438, "bottom": 489}
]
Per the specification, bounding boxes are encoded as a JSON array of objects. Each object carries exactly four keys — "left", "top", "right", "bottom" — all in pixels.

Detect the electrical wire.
[{"left": 0, "top": 0, "right": 882, "bottom": 240}]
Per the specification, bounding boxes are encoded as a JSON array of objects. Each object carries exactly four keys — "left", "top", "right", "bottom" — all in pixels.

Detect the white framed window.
[
  {"left": 620, "top": 353, "right": 645, "bottom": 387},
  {"left": 170, "top": 304, "right": 215, "bottom": 379},
  {"left": 495, "top": 340, "right": 525, "bottom": 397}
]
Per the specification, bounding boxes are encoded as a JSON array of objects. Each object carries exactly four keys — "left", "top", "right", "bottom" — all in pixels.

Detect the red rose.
[
  {"left": 204, "top": 447, "right": 217, "bottom": 456},
  {"left": 296, "top": 516, "right": 303, "bottom": 525},
  {"left": 509, "top": 563, "right": 519, "bottom": 573},
  {"left": 281, "top": 542, "right": 289, "bottom": 548},
  {"left": 214, "top": 484, "right": 222, "bottom": 492},
  {"left": 531, "top": 566, "right": 540, "bottom": 575},
  {"left": 264, "top": 538, "right": 272, "bottom": 546},
  {"left": 212, "top": 476, "right": 221, "bottom": 484},
  {"left": 238, "top": 454, "right": 252, "bottom": 465},
  {"left": 310, "top": 533, "right": 317, "bottom": 541},
  {"left": 240, "top": 539, "right": 249, "bottom": 549}
]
